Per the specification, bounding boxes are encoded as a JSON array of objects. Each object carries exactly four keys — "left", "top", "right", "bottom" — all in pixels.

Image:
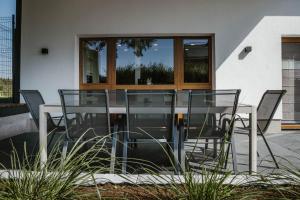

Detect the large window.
[{"left": 80, "top": 36, "right": 212, "bottom": 90}]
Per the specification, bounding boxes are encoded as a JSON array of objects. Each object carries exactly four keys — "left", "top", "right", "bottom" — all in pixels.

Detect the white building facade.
[{"left": 20, "top": 0, "right": 300, "bottom": 130}]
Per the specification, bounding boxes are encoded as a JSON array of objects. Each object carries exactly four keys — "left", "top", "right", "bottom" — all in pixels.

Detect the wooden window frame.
[
  {"left": 79, "top": 36, "right": 213, "bottom": 90},
  {"left": 282, "top": 37, "right": 300, "bottom": 44}
]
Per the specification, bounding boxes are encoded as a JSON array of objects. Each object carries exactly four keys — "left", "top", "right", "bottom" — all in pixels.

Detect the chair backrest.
[
  {"left": 109, "top": 90, "right": 126, "bottom": 107},
  {"left": 186, "top": 89, "right": 241, "bottom": 138},
  {"left": 58, "top": 89, "right": 111, "bottom": 139},
  {"left": 257, "top": 90, "right": 286, "bottom": 133},
  {"left": 125, "top": 90, "right": 176, "bottom": 139},
  {"left": 20, "top": 90, "right": 56, "bottom": 132}
]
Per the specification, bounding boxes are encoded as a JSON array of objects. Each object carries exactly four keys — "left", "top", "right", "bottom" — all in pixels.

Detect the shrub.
[{"left": 0, "top": 134, "right": 111, "bottom": 200}]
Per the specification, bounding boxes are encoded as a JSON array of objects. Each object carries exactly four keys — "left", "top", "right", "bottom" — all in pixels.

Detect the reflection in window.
[
  {"left": 282, "top": 43, "right": 300, "bottom": 70},
  {"left": 116, "top": 38, "right": 174, "bottom": 85},
  {"left": 82, "top": 40, "right": 107, "bottom": 83},
  {"left": 282, "top": 42, "right": 300, "bottom": 123},
  {"left": 184, "top": 39, "right": 209, "bottom": 83}
]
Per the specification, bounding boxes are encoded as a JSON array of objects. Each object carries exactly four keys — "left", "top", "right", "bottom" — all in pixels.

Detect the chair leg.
[
  {"left": 122, "top": 132, "right": 128, "bottom": 174},
  {"left": 179, "top": 125, "right": 185, "bottom": 173},
  {"left": 261, "top": 133, "right": 279, "bottom": 169},
  {"left": 133, "top": 139, "right": 137, "bottom": 148},
  {"left": 205, "top": 139, "right": 209, "bottom": 151},
  {"left": 231, "top": 136, "right": 238, "bottom": 174},
  {"left": 110, "top": 131, "right": 118, "bottom": 174},
  {"left": 213, "top": 139, "right": 217, "bottom": 158},
  {"left": 61, "top": 140, "right": 69, "bottom": 164},
  {"left": 31, "top": 133, "right": 40, "bottom": 156},
  {"left": 47, "top": 133, "right": 55, "bottom": 148},
  {"left": 172, "top": 126, "right": 179, "bottom": 174},
  {"left": 224, "top": 140, "right": 230, "bottom": 169}
]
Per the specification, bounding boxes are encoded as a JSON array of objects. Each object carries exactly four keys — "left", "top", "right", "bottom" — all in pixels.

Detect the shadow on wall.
[{"left": 211, "top": 0, "right": 300, "bottom": 70}]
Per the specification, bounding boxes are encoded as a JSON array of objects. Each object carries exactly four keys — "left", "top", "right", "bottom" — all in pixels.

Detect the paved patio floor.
[
  {"left": 234, "top": 131, "right": 300, "bottom": 174},
  {"left": 0, "top": 131, "right": 299, "bottom": 174}
]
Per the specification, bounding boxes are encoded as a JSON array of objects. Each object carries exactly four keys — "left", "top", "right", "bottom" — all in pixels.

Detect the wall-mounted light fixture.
[
  {"left": 239, "top": 46, "right": 252, "bottom": 60},
  {"left": 244, "top": 46, "right": 252, "bottom": 54},
  {"left": 41, "top": 48, "right": 49, "bottom": 55}
]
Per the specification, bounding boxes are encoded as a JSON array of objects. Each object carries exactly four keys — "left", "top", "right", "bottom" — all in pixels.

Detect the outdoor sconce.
[
  {"left": 239, "top": 46, "right": 252, "bottom": 60},
  {"left": 41, "top": 48, "right": 49, "bottom": 55},
  {"left": 244, "top": 46, "right": 252, "bottom": 54}
]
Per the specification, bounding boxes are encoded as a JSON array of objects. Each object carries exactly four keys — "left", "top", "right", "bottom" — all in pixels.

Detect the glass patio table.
[{"left": 39, "top": 91, "right": 257, "bottom": 174}]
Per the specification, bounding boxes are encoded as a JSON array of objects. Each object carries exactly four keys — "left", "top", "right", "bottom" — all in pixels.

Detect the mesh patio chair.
[
  {"left": 58, "top": 89, "right": 118, "bottom": 173},
  {"left": 235, "top": 90, "right": 286, "bottom": 168},
  {"left": 122, "top": 90, "right": 178, "bottom": 174},
  {"left": 20, "top": 90, "right": 65, "bottom": 148},
  {"left": 179, "top": 89, "right": 241, "bottom": 174}
]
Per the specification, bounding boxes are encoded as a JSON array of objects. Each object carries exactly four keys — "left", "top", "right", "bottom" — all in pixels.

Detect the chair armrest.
[
  {"left": 234, "top": 114, "right": 248, "bottom": 128},
  {"left": 219, "top": 113, "right": 249, "bottom": 129},
  {"left": 49, "top": 115, "right": 64, "bottom": 127},
  {"left": 219, "top": 113, "right": 233, "bottom": 128},
  {"left": 52, "top": 116, "right": 62, "bottom": 119},
  {"left": 52, "top": 116, "right": 64, "bottom": 126}
]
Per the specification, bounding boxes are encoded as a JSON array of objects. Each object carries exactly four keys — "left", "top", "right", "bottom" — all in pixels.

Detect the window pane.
[
  {"left": 116, "top": 38, "right": 174, "bottom": 85},
  {"left": 0, "top": 1, "right": 15, "bottom": 100},
  {"left": 282, "top": 42, "right": 300, "bottom": 124},
  {"left": 82, "top": 40, "right": 107, "bottom": 83},
  {"left": 184, "top": 39, "right": 209, "bottom": 83}
]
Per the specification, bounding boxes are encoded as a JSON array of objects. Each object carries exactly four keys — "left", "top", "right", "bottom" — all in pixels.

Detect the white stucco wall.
[{"left": 20, "top": 0, "right": 300, "bottom": 119}]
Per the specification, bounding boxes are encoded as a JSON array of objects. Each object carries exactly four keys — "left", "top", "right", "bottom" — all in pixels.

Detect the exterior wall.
[
  {"left": 0, "top": 113, "right": 35, "bottom": 140},
  {"left": 21, "top": 0, "right": 300, "bottom": 120}
]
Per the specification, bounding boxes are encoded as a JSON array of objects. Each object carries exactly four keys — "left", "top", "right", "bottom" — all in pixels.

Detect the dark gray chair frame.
[
  {"left": 20, "top": 90, "right": 64, "bottom": 148},
  {"left": 20, "top": 90, "right": 63, "bottom": 131},
  {"left": 235, "top": 90, "right": 286, "bottom": 169},
  {"left": 58, "top": 89, "right": 118, "bottom": 173},
  {"left": 122, "top": 89, "right": 178, "bottom": 174},
  {"left": 179, "top": 89, "right": 241, "bottom": 174}
]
